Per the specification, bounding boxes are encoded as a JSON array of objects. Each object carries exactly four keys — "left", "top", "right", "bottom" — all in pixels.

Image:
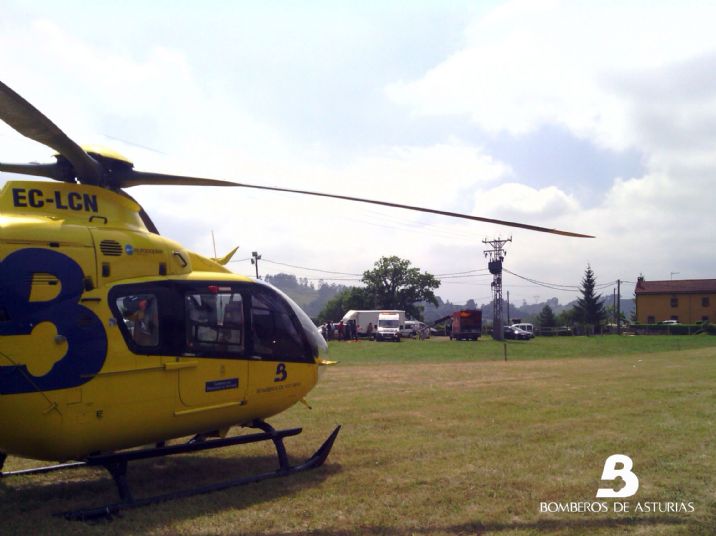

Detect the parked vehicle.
[
  {"left": 403, "top": 320, "right": 429, "bottom": 338},
  {"left": 449, "top": 309, "right": 482, "bottom": 341},
  {"left": 341, "top": 309, "right": 405, "bottom": 336},
  {"left": 375, "top": 312, "right": 402, "bottom": 342},
  {"left": 510, "top": 323, "right": 535, "bottom": 338},
  {"left": 504, "top": 326, "right": 531, "bottom": 340}
]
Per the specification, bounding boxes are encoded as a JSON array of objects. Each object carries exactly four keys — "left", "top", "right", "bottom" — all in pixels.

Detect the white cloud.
[
  {"left": 386, "top": 0, "right": 716, "bottom": 152},
  {"left": 381, "top": 0, "right": 716, "bottom": 302},
  {"left": 473, "top": 183, "right": 580, "bottom": 220},
  {"left": 2, "top": 3, "right": 716, "bottom": 307}
]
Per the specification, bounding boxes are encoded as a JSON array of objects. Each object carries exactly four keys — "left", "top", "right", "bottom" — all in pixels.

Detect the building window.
[
  {"left": 670, "top": 297, "right": 678, "bottom": 308},
  {"left": 702, "top": 297, "right": 710, "bottom": 307},
  {"left": 671, "top": 315, "right": 679, "bottom": 322},
  {"left": 647, "top": 315, "right": 655, "bottom": 324},
  {"left": 702, "top": 316, "right": 709, "bottom": 323}
]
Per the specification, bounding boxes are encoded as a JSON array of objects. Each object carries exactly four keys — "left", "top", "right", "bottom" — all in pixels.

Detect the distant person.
[
  {"left": 418, "top": 325, "right": 428, "bottom": 341},
  {"left": 366, "top": 322, "right": 374, "bottom": 340},
  {"left": 338, "top": 321, "right": 345, "bottom": 340}
]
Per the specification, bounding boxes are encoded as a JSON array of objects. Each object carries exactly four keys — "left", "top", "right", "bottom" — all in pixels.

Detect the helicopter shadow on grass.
[{"left": 0, "top": 449, "right": 341, "bottom": 528}]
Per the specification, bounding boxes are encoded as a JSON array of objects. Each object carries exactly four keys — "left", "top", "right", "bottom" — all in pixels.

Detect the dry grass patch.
[{"left": 1, "top": 343, "right": 714, "bottom": 534}]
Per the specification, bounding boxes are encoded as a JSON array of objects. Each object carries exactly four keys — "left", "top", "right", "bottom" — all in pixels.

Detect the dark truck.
[{"left": 449, "top": 309, "right": 482, "bottom": 341}]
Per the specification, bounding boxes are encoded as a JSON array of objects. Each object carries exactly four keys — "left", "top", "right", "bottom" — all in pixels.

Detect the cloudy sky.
[{"left": 2, "top": 0, "right": 715, "bottom": 307}]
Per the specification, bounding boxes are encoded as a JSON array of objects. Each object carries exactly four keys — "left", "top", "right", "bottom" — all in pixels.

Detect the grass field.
[{"left": 1, "top": 335, "right": 715, "bottom": 535}]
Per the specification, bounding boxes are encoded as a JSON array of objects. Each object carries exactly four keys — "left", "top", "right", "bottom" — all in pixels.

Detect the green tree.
[
  {"left": 556, "top": 307, "right": 577, "bottom": 326},
  {"left": 538, "top": 304, "right": 557, "bottom": 328},
  {"left": 604, "top": 304, "right": 628, "bottom": 325},
  {"left": 573, "top": 264, "right": 606, "bottom": 328},
  {"left": 362, "top": 256, "right": 440, "bottom": 320},
  {"left": 317, "top": 287, "right": 373, "bottom": 323}
]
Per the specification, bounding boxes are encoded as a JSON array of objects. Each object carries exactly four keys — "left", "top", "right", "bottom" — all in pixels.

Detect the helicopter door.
[{"left": 177, "top": 288, "right": 248, "bottom": 408}]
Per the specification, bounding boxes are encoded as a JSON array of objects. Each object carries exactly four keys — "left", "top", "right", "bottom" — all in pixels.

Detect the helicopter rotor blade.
[
  {"left": 0, "top": 79, "right": 591, "bottom": 238},
  {"left": 121, "top": 169, "right": 593, "bottom": 238},
  {"left": 0, "top": 81, "right": 103, "bottom": 184},
  {"left": 0, "top": 162, "right": 73, "bottom": 182},
  {"left": 114, "top": 170, "right": 238, "bottom": 188},
  {"left": 232, "top": 182, "right": 595, "bottom": 238}
]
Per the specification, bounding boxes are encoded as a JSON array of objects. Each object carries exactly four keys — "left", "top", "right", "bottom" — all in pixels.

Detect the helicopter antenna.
[{"left": 211, "top": 230, "right": 217, "bottom": 258}]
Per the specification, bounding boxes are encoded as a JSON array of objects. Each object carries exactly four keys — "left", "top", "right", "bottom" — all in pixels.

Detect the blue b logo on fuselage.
[{"left": 0, "top": 249, "right": 107, "bottom": 394}]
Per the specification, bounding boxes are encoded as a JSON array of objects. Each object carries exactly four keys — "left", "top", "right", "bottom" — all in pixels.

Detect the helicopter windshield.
[{"left": 253, "top": 280, "right": 327, "bottom": 362}]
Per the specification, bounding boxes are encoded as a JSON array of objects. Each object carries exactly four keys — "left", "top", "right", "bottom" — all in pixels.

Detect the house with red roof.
[{"left": 634, "top": 277, "right": 716, "bottom": 324}]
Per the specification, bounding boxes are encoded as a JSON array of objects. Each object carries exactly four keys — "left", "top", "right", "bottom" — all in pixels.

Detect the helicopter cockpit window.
[
  {"left": 116, "top": 294, "right": 159, "bottom": 347},
  {"left": 250, "top": 288, "right": 311, "bottom": 362},
  {"left": 185, "top": 291, "right": 245, "bottom": 356}
]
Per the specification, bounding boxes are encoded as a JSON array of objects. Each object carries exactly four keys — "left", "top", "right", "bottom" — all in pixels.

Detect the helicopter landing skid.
[
  {"left": 60, "top": 420, "right": 340, "bottom": 521},
  {"left": 2, "top": 420, "right": 339, "bottom": 521}
]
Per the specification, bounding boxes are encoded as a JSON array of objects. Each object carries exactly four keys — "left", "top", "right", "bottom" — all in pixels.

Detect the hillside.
[{"left": 264, "top": 272, "right": 635, "bottom": 324}]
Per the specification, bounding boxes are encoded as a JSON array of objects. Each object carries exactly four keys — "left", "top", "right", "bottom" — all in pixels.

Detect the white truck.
[
  {"left": 375, "top": 311, "right": 404, "bottom": 342},
  {"left": 341, "top": 309, "right": 405, "bottom": 339}
]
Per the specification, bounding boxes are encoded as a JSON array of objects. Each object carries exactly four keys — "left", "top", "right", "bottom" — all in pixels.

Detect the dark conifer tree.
[
  {"left": 574, "top": 264, "right": 606, "bottom": 327},
  {"left": 538, "top": 304, "right": 557, "bottom": 328}
]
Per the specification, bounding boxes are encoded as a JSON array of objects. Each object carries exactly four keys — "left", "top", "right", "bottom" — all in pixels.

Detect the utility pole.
[
  {"left": 506, "top": 290, "right": 511, "bottom": 325},
  {"left": 617, "top": 279, "right": 621, "bottom": 335},
  {"left": 251, "top": 251, "right": 262, "bottom": 279},
  {"left": 483, "top": 236, "right": 511, "bottom": 341},
  {"left": 613, "top": 288, "right": 616, "bottom": 324}
]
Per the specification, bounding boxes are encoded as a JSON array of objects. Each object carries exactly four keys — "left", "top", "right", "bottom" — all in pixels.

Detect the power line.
[
  {"left": 435, "top": 268, "right": 489, "bottom": 276},
  {"left": 300, "top": 277, "right": 363, "bottom": 282},
  {"left": 262, "top": 258, "right": 362, "bottom": 276},
  {"left": 232, "top": 255, "right": 624, "bottom": 298},
  {"left": 503, "top": 268, "right": 581, "bottom": 291},
  {"left": 439, "top": 273, "right": 493, "bottom": 280}
]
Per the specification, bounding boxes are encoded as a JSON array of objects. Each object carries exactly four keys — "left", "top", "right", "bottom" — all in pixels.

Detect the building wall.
[{"left": 636, "top": 293, "right": 716, "bottom": 323}]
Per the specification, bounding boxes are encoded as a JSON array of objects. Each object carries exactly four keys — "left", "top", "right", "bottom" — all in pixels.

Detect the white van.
[
  {"left": 376, "top": 312, "right": 402, "bottom": 342},
  {"left": 403, "top": 320, "right": 429, "bottom": 338},
  {"left": 342, "top": 309, "right": 405, "bottom": 336},
  {"left": 511, "top": 323, "right": 535, "bottom": 338}
]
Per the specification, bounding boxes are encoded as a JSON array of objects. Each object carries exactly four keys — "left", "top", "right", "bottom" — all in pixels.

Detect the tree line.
[
  {"left": 537, "top": 264, "right": 609, "bottom": 331},
  {"left": 317, "top": 256, "right": 440, "bottom": 322},
  {"left": 265, "top": 257, "right": 614, "bottom": 331}
]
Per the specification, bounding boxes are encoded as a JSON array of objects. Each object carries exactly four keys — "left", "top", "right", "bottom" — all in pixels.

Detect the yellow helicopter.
[{"left": 0, "top": 80, "right": 591, "bottom": 519}]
